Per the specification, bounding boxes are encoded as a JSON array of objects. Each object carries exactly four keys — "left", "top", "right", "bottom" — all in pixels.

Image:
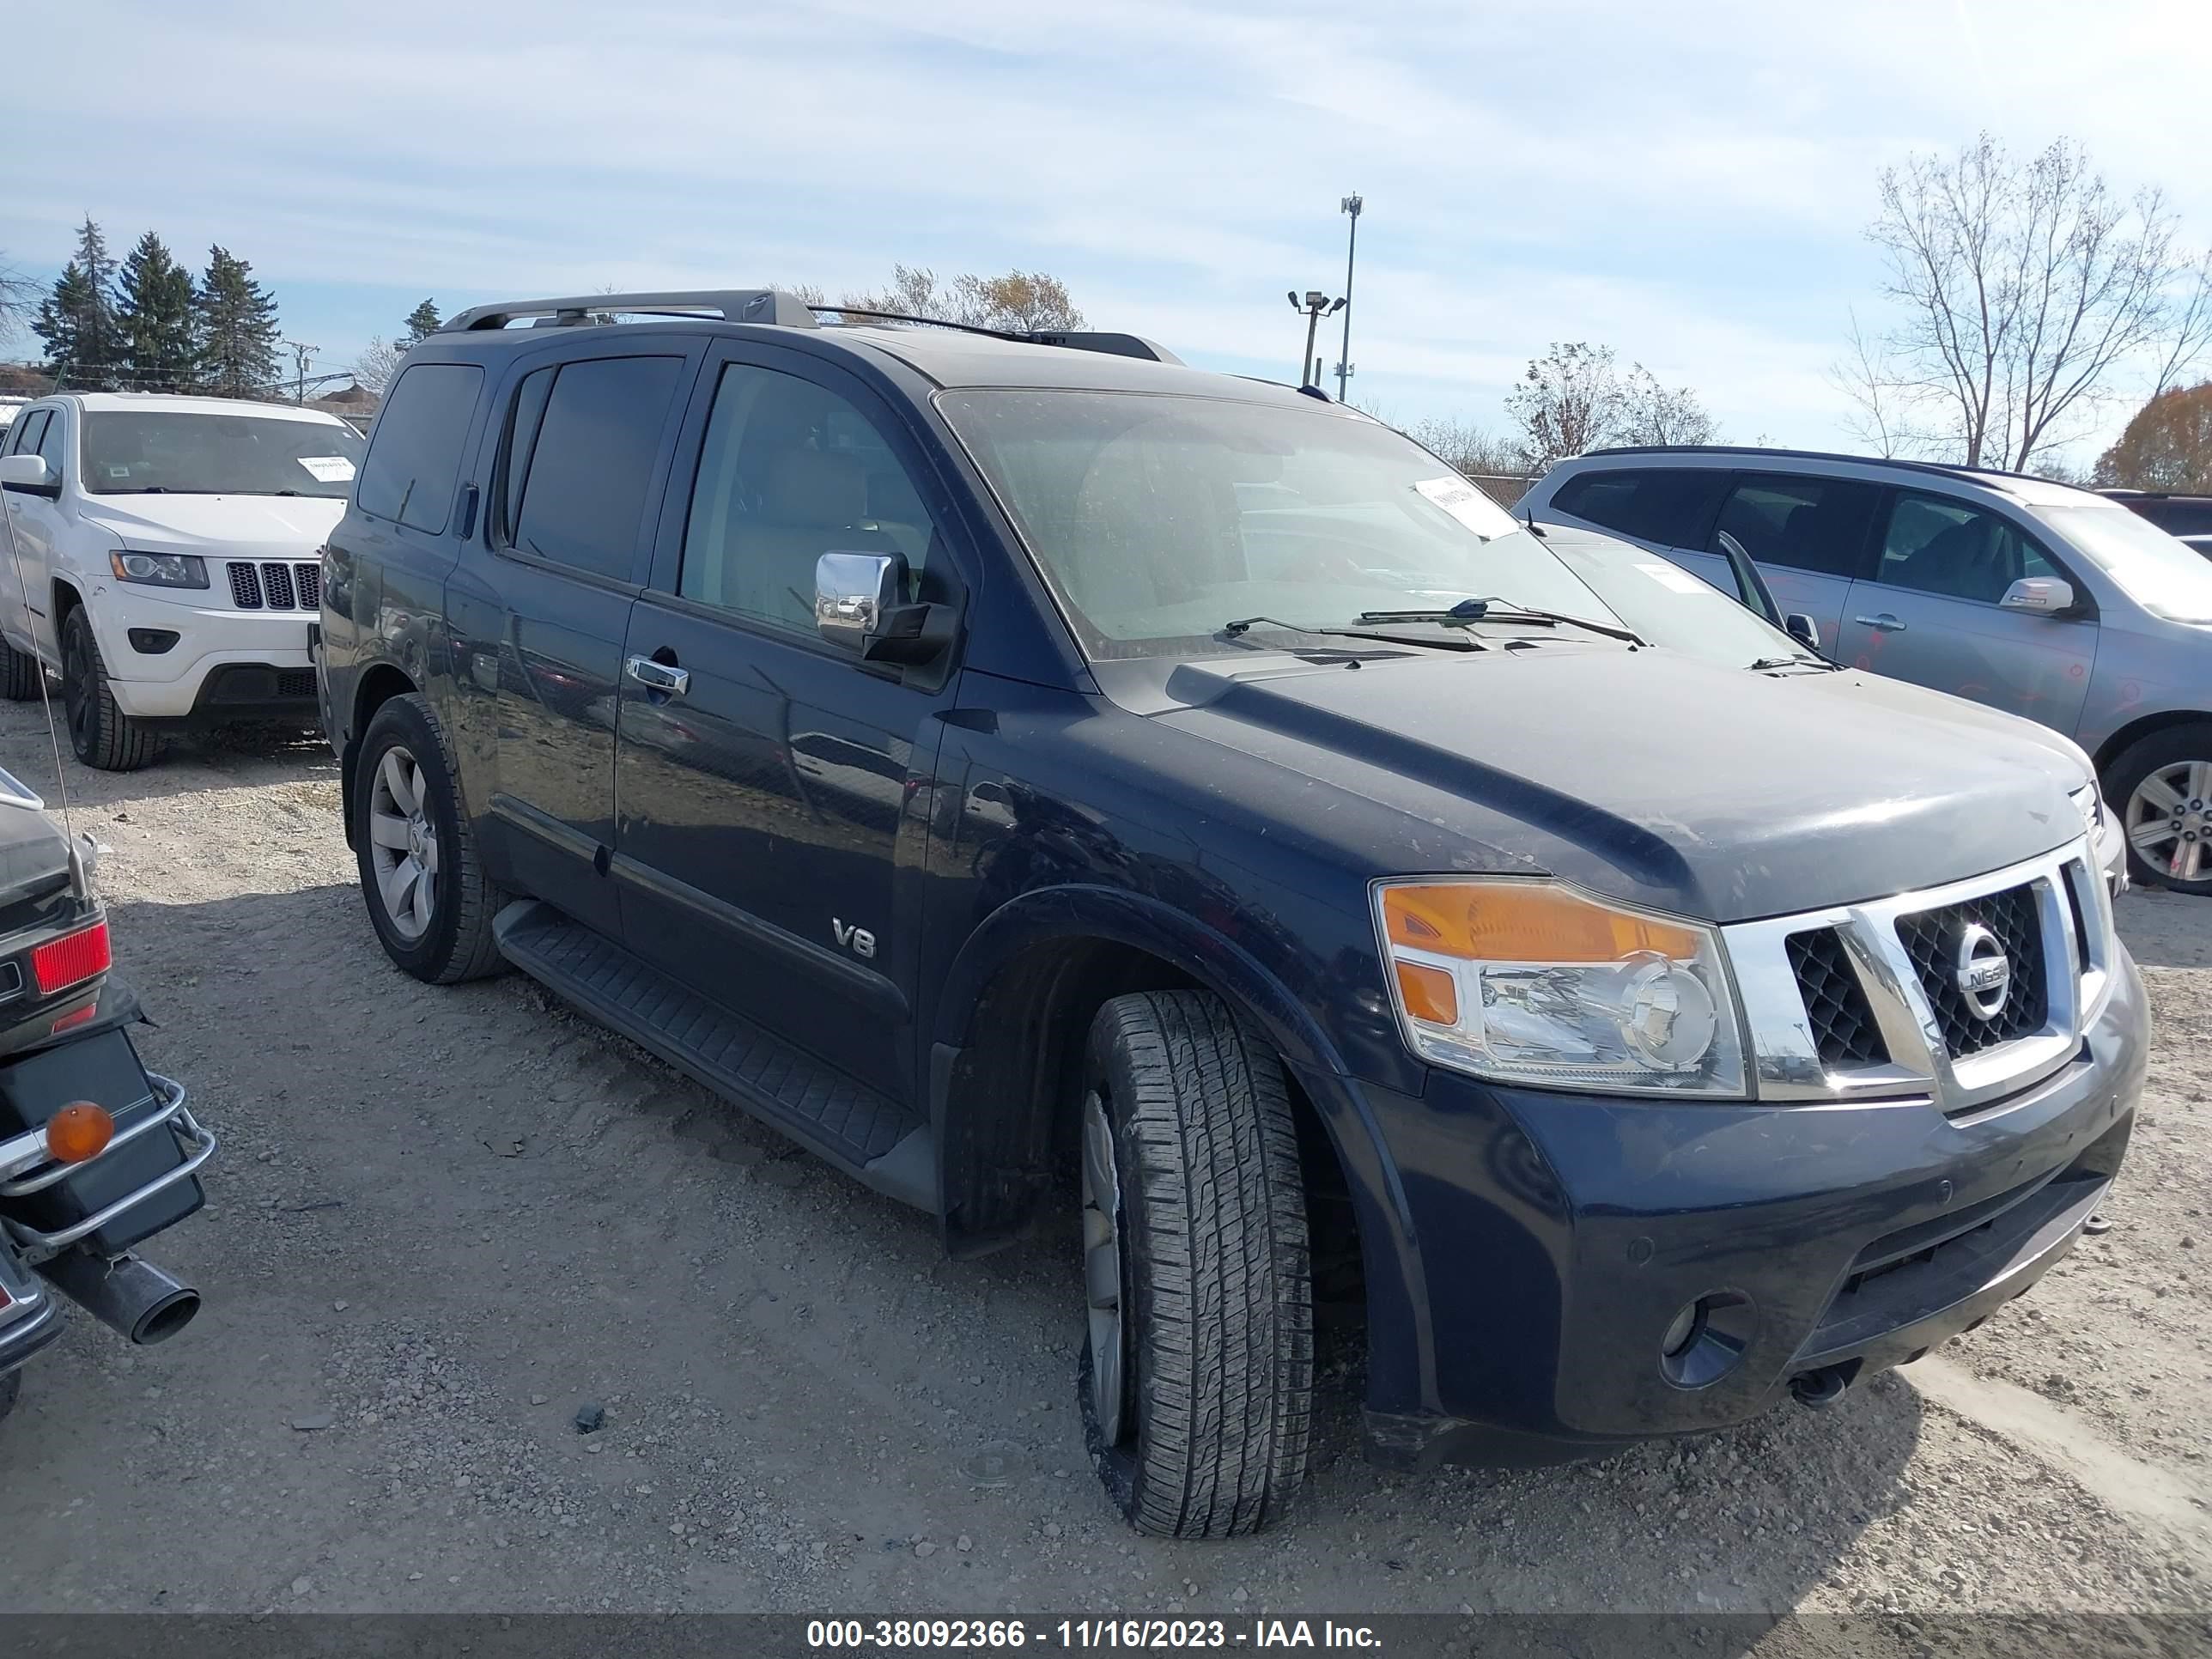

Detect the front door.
[
  {"left": 1710, "top": 471, "right": 1882, "bottom": 647},
  {"left": 0, "top": 408, "right": 67, "bottom": 659},
  {"left": 611, "top": 346, "right": 969, "bottom": 1104},
  {"left": 1831, "top": 488, "right": 2096, "bottom": 733}
]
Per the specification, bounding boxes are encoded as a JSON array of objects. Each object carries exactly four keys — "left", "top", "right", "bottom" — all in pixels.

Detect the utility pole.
[
  {"left": 1286, "top": 290, "right": 1345, "bottom": 389},
  {"left": 285, "top": 339, "right": 319, "bottom": 404},
  {"left": 1335, "top": 193, "right": 1362, "bottom": 402}
]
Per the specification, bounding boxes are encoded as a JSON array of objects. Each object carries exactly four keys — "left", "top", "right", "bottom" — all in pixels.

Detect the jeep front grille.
[
  {"left": 225, "top": 561, "right": 322, "bottom": 611},
  {"left": 1895, "top": 884, "right": 2047, "bottom": 1057}
]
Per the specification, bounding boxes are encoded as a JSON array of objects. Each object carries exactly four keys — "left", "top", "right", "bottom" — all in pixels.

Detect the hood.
[
  {"left": 82, "top": 494, "right": 344, "bottom": 561},
  {"left": 1144, "top": 646, "right": 2089, "bottom": 923}
]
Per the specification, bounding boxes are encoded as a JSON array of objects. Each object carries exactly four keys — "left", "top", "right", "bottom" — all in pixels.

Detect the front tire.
[
  {"left": 2106, "top": 723, "right": 2212, "bottom": 896},
  {"left": 0, "top": 635, "right": 43, "bottom": 701},
  {"left": 61, "top": 609, "right": 164, "bottom": 771},
  {"left": 1078, "top": 991, "right": 1312, "bottom": 1538},
  {"left": 354, "top": 693, "right": 504, "bottom": 983}
]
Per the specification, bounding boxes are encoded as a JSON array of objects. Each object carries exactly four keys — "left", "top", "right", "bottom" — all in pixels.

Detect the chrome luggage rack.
[{"left": 0, "top": 1075, "right": 216, "bottom": 1263}]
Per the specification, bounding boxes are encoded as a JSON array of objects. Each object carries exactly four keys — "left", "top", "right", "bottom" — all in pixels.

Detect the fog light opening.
[
  {"left": 126, "top": 628, "right": 180, "bottom": 655},
  {"left": 1658, "top": 1290, "right": 1756, "bottom": 1389}
]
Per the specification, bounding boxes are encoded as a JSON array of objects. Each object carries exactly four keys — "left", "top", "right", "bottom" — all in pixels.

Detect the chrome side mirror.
[
  {"left": 1784, "top": 613, "right": 1820, "bottom": 650},
  {"left": 816, "top": 550, "right": 905, "bottom": 653},
  {"left": 2000, "top": 576, "right": 2075, "bottom": 615}
]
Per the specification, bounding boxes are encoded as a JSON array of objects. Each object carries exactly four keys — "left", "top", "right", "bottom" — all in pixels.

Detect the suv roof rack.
[
  {"left": 1581, "top": 442, "right": 2053, "bottom": 491},
  {"left": 819, "top": 306, "right": 1181, "bottom": 364},
  {"left": 441, "top": 289, "right": 822, "bottom": 332}
]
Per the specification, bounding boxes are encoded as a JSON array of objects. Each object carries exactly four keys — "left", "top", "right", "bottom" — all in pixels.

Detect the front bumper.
[
  {"left": 1353, "top": 945, "right": 2148, "bottom": 1471},
  {"left": 88, "top": 581, "right": 317, "bottom": 720}
]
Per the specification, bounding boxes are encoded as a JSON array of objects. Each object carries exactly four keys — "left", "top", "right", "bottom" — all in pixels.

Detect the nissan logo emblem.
[{"left": 1953, "top": 921, "right": 2011, "bottom": 1020}]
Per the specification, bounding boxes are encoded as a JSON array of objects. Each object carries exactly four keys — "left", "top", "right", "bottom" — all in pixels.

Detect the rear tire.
[
  {"left": 0, "top": 635, "right": 43, "bottom": 701},
  {"left": 61, "top": 609, "right": 164, "bottom": 771},
  {"left": 354, "top": 693, "right": 505, "bottom": 983},
  {"left": 2106, "top": 723, "right": 2212, "bottom": 896},
  {"left": 1077, "top": 990, "right": 1312, "bottom": 1538}
]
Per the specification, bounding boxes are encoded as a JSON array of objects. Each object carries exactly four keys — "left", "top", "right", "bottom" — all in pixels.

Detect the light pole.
[
  {"left": 1336, "top": 193, "right": 1362, "bottom": 402},
  {"left": 1286, "top": 289, "right": 1345, "bottom": 389}
]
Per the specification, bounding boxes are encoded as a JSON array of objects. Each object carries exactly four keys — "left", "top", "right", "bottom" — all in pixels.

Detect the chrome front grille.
[
  {"left": 1895, "top": 883, "right": 2048, "bottom": 1056},
  {"left": 225, "top": 561, "right": 322, "bottom": 611},
  {"left": 1726, "top": 837, "right": 2115, "bottom": 1114}
]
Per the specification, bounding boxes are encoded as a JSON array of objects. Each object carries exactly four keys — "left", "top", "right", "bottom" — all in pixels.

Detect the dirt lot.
[{"left": 0, "top": 705, "right": 2207, "bottom": 1636}]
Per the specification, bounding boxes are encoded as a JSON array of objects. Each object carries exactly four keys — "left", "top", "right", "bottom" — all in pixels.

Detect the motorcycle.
[{"left": 0, "top": 762, "right": 214, "bottom": 1424}]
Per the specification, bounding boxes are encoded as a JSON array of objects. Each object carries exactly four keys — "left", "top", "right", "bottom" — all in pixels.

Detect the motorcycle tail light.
[{"left": 31, "top": 921, "right": 109, "bottom": 995}]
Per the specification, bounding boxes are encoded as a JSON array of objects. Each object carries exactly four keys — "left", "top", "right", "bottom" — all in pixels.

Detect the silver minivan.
[{"left": 1522, "top": 447, "right": 2212, "bottom": 894}]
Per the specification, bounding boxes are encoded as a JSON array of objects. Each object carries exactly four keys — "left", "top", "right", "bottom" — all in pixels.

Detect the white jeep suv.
[{"left": 0, "top": 393, "right": 363, "bottom": 769}]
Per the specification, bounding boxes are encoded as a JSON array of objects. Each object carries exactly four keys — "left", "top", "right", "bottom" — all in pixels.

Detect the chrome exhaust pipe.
[
  {"left": 1789, "top": 1364, "right": 1853, "bottom": 1410},
  {"left": 37, "top": 1252, "right": 201, "bottom": 1346}
]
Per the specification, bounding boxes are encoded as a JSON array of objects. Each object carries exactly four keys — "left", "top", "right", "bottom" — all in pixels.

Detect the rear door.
[
  {"left": 1545, "top": 465, "right": 1732, "bottom": 587},
  {"left": 1708, "top": 471, "right": 1881, "bottom": 645},
  {"left": 1832, "top": 488, "right": 2096, "bottom": 732},
  {"left": 447, "top": 345, "right": 697, "bottom": 935},
  {"left": 611, "top": 342, "right": 970, "bottom": 1104}
]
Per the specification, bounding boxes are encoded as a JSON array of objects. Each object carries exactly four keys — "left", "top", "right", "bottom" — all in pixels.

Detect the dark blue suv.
[{"left": 315, "top": 290, "right": 2147, "bottom": 1537}]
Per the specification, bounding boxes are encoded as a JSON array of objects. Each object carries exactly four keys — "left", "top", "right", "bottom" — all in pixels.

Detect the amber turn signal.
[
  {"left": 1382, "top": 880, "right": 1703, "bottom": 964},
  {"left": 44, "top": 1101, "right": 114, "bottom": 1164}
]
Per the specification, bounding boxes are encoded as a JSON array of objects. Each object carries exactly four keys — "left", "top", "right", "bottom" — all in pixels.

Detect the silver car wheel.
[
  {"left": 1080, "top": 1091, "right": 1127, "bottom": 1447},
  {"left": 368, "top": 744, "right": 440, "bottom": 940},
  {"left": 2125, "top": 759, "right": 2212, "bottom": 884}
]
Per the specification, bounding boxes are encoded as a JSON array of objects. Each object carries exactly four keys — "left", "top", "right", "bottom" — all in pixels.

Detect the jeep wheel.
[
  {"left": 355, "top": 693, "right": 504, "bottom": 982},
  {"left": 1078, "top": 991, "right": 1312, "bottom": 1538},
  {"left": 2108, "top": 724, "right": 2212, "bottom": 896},
  {"left": 0, "top": 635, "right": 43, "bottom": 701},
  {"left": 61, "top": 609, "right": 164, "bottom": 771}
]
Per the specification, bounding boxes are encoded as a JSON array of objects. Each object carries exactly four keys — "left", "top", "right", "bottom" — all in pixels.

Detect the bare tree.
[
  {"left": 1850, "top": 132, "right": 2210, "bottom": 471},
  {"left": 1506, "top": 342, "right": 1622, "bottom": 471},
  {"left": 1617, "top": 363, "right": 1718, "bottom": 446},
  {"left": 2150, "top": 252, "right": 2212, "bottom": 400},
  {"left": 839, "top": 264, "right": 1083, "bottom": 332},
  {"left": 0, "top": 252, "right": 39, "bottom": 343},
  {"left": 352, "top": 336, "right": 404, "bottom": 395}
]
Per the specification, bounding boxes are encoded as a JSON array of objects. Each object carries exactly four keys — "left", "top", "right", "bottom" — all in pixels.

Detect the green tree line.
[{"left": 30, "top": 216, "right": 283, "bottom": 397}]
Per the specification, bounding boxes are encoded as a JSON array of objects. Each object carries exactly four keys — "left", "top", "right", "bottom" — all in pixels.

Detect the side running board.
[{"left": 492, "top": 900, "right": 934, "bottom": 1211}]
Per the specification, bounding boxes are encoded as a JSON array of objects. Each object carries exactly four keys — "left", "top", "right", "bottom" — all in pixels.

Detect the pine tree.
[
  {"left": 195, "top": 246, "right": 281, "bottom": 398},
  {"left": 115, "top": 232, "right": 199, "bottom": 392},
  {"left": 30, "top": 218, "right": 124, "bottom": 387},
  {"left": 402, "top": 299, "right": 442, "bottom": 343}
]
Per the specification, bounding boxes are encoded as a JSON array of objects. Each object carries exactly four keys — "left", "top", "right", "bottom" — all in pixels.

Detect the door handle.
[
  {"left": 626, "top": 655, "right": 690, "bottom": 697},
  {"left": 1854, "top": 612, "right": 1907, "bottom": 633}
]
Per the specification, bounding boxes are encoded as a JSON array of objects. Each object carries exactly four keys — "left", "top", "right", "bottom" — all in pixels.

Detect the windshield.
[
  {"left": 938, "top": 388, "right": 1629, "bottom": 659},
  {"left": 1540, "top": 532, "right": 1814, "bottom": 668},
  {"left": 81, "top": 411, "right": 365, "bottom": 498},
  {"left": 2033, "top": 502, "right": 2212, "bottom": 624}
]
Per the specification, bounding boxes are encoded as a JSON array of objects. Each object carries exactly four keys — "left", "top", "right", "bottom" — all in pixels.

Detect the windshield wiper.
[
  {"left": 1747, "top": 654, "right": 1831, "bottom": 672},
  {"left": 1220, "top": 616, "right": 1481, "bottom": 652},
  {"left": 100, "top": 486, "right": 173, "bottom": 494},
  {"left": 1356, "top": 597, "right": 1646, "bottom": 646}
]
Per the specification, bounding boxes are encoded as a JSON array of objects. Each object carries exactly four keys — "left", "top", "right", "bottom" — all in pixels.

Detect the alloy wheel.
[
  {"left": 1079, "top": 1091, "right": 1128, "bottom": 1447},
  {"left": 2125, "top": 759, "right": 2212, "bottom": 884},
  {"left": 368, "top": 744, "right": 439, "bottom": 939}
]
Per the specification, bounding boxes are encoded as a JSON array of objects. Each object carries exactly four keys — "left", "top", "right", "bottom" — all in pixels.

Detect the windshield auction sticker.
[
  {"left": 1636, "top": 560, "right": 1705, "bottom": 594},
  {"left": 1412, "top": 475, "right": 1515, "bottom": 539},
  {"left": 297, "top": 455, "right": 357, "bottom": 483}
]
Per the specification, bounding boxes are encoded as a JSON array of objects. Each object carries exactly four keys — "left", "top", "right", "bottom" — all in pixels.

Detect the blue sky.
[{"left": 6, "top": 0, "right": 2208, "bottom": 466}]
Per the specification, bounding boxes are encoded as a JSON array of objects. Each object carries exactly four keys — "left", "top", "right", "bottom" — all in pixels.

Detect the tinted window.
[
  {"left": 358, "top": 363, "right": 483, "bottom": 534},
  {"left": 1551, "top": 468, "right": 1726, "bottom": 545},
  {"left": 1875, "top": 492, "right": 2055, "bottom": 605},
  {"left": 2125, "top": 497, "right": 2212, "bottom": 537},
  {"left": 496, "top": 367, "right": 556, "bottom": 545},
  {"left": 511, "top": 356, "right": 682, "bottom": 581},
  {"left": 679, "top": 363, "right": 935, "bottom": 633},
  {"left": 9, "top": 410, "right": 48, "bottom": 459},
  {"left": 33, "top": 411, "right": 67, "bottom": 480},
  {"left": 1711, "top": 475, "right": 1879, "bottom": 578}
]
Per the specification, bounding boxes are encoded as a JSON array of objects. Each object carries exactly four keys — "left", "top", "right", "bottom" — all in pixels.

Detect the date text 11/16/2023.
[{"left": 805, "top": 1618, "right": 1384, "bottom": 1649}]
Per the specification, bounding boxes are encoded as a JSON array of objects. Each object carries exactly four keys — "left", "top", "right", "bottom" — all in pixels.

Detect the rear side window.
[
  {"left": 358, "top": 363, "right": 483, "bottom": 534},
  {"left": 2129, "top": 498, "right": 2212, "bottom": 537},
  {"left": 1711, "top": 474, "right": 1880, "bottom": 578},
  {"left": 1550, "top": 468, "right": 1726, "bottom": 545},
  {"left": 508, "top": 356, "right": 683, "bottom": 582}
]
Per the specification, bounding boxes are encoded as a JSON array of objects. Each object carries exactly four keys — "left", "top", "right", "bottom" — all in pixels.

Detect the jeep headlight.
[
  {"left": 1376, "top": 878, "right": 1747, "bottom": 1096},
  {"left": 109, "top": 550, "right": 209, "bottom": 589}
]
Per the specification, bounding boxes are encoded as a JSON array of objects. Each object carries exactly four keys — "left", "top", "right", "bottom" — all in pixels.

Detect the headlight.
[
  {"left": 109, "top": 550, "right": 209, "bottom": 589},
  {"left": 1375, "top": 878, "right": 1747, "bottom": 1096}
]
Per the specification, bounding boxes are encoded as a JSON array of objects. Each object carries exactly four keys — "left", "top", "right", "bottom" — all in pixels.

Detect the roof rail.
[
  {"left": 441, "top": 289, "right": 821, "bottom": 332},
  {"left": 1581, "top": 442, "right": 2049, "bottom": 489},
  {"left": 818, "top": 307, "right": 1181, "bottom": 365}
]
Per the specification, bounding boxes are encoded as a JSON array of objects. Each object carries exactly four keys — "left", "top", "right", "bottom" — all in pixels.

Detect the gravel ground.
[{"left": 0, "top": 706, "right": 2206, "bottom": 1634}]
